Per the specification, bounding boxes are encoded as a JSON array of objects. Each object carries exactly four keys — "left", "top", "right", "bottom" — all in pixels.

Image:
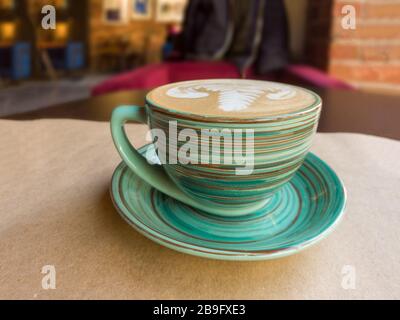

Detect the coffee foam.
[{"left": 147, "top": 79, "right": 319, "bottom": 119}]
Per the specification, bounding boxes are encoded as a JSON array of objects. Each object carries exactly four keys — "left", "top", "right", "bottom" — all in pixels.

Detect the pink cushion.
[
  {"left": 91, "top": 61, "right": 240, "bottom": 96},
  {"left": 91, "top": 62, "right": 353, "bottom": 96},
  {"left": 91, "top": 64, "right": 169, "bottom": 95},
  {"left": 285, "top": 65, "right": 354, "bottom": 90}
]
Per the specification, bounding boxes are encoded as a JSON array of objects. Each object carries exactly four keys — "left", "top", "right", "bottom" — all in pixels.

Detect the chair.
[{"left": 91, "top": 61, "right": 353, "bottom": 96}]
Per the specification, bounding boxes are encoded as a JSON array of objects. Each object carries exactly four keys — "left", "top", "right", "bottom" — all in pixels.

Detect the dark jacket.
[{"left": 180, "top": 0, "right": 289, "bottom": 75}]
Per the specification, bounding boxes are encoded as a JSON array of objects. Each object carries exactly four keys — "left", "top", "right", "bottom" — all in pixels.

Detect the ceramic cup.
[{"left": 111, "top": 79, "right": 322, "bottom": 217}]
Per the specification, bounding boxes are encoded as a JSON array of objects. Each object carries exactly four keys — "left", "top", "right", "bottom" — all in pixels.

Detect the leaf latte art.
[{"left": 147, "top": 79, "right": 318, "bottom": 119}]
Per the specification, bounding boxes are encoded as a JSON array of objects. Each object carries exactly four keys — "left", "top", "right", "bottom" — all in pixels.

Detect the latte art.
[
  {"left": 147, "top": 79, "right": 320, "bottom": 119},
  {"left": 167, "top": 83, "right": 297, "bottom": 112}
]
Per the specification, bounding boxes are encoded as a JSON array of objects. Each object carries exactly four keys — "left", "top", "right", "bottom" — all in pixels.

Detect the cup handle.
[
  {"left": 111, "top": 105, "right": 199, "bottom": 208},
  {"left": 111, "top": 105, "right": 265, "bottom": 216}
]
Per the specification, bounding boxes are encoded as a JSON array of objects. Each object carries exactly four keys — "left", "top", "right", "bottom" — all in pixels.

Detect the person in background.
[{"left": 165, "top": 0, "right": 289, "bottom": 77}]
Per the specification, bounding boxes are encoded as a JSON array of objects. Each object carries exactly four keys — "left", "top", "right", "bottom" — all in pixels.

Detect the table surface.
[
  {"left": 0, "top": 119, "right": 399, "bottom": 300},
  {"left": 1, "top": 88, "right": 400, "bottom": 299},
  {"left": 3, "top": 88, "right": 400, "bottom": 141}
]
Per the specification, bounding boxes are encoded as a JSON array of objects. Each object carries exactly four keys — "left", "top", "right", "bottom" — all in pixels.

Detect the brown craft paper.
[{"left": 0, "top": 119, "right": 399, "bottom": 299}]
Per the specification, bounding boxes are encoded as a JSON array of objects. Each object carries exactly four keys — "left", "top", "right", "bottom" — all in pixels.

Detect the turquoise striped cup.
[{"left": 111, "top": 79, "right": 322, "bottom": 217}]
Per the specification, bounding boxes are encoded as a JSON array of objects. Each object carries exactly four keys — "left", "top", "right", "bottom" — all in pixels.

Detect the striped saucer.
[{"left": 111, "top": 144, "right": 346, "bottom": 261}]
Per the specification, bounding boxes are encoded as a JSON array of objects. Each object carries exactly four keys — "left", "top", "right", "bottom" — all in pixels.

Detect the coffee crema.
[{"left": 147, "top": 79, "right": 320, "bottom": 119}]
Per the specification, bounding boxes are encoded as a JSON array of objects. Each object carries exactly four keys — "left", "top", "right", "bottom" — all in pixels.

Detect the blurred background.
[{"left": 0, "top": 0, "right": 399, "bottom": 116}]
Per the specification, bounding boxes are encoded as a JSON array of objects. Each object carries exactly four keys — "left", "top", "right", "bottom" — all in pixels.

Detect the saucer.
[{"left": 110, "top": 144, "right": 346, "bottom": 261}]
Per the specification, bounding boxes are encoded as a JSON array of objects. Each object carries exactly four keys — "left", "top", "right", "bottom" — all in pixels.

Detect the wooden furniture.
[
  {"left": 3, "top": 88, "right": 400, "bottom": 141},
  {"left": 94, "top": 37, "right": 140, "bottom": 72},
  {"left": 1, "top": 1, "right": 169, "bottom": 79}
]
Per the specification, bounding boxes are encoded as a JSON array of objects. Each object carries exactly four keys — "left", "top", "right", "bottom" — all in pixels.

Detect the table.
[
  {"left": 1, "top": 89, "right": 399, "bottom": 299},
  {"left": 3, "top": 88, "right": 400, "bottom": 141}
]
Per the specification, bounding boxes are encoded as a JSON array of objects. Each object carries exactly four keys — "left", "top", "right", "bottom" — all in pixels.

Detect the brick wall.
[{"left": 306, "top": 0, "right": 400, "bottom": 94}]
